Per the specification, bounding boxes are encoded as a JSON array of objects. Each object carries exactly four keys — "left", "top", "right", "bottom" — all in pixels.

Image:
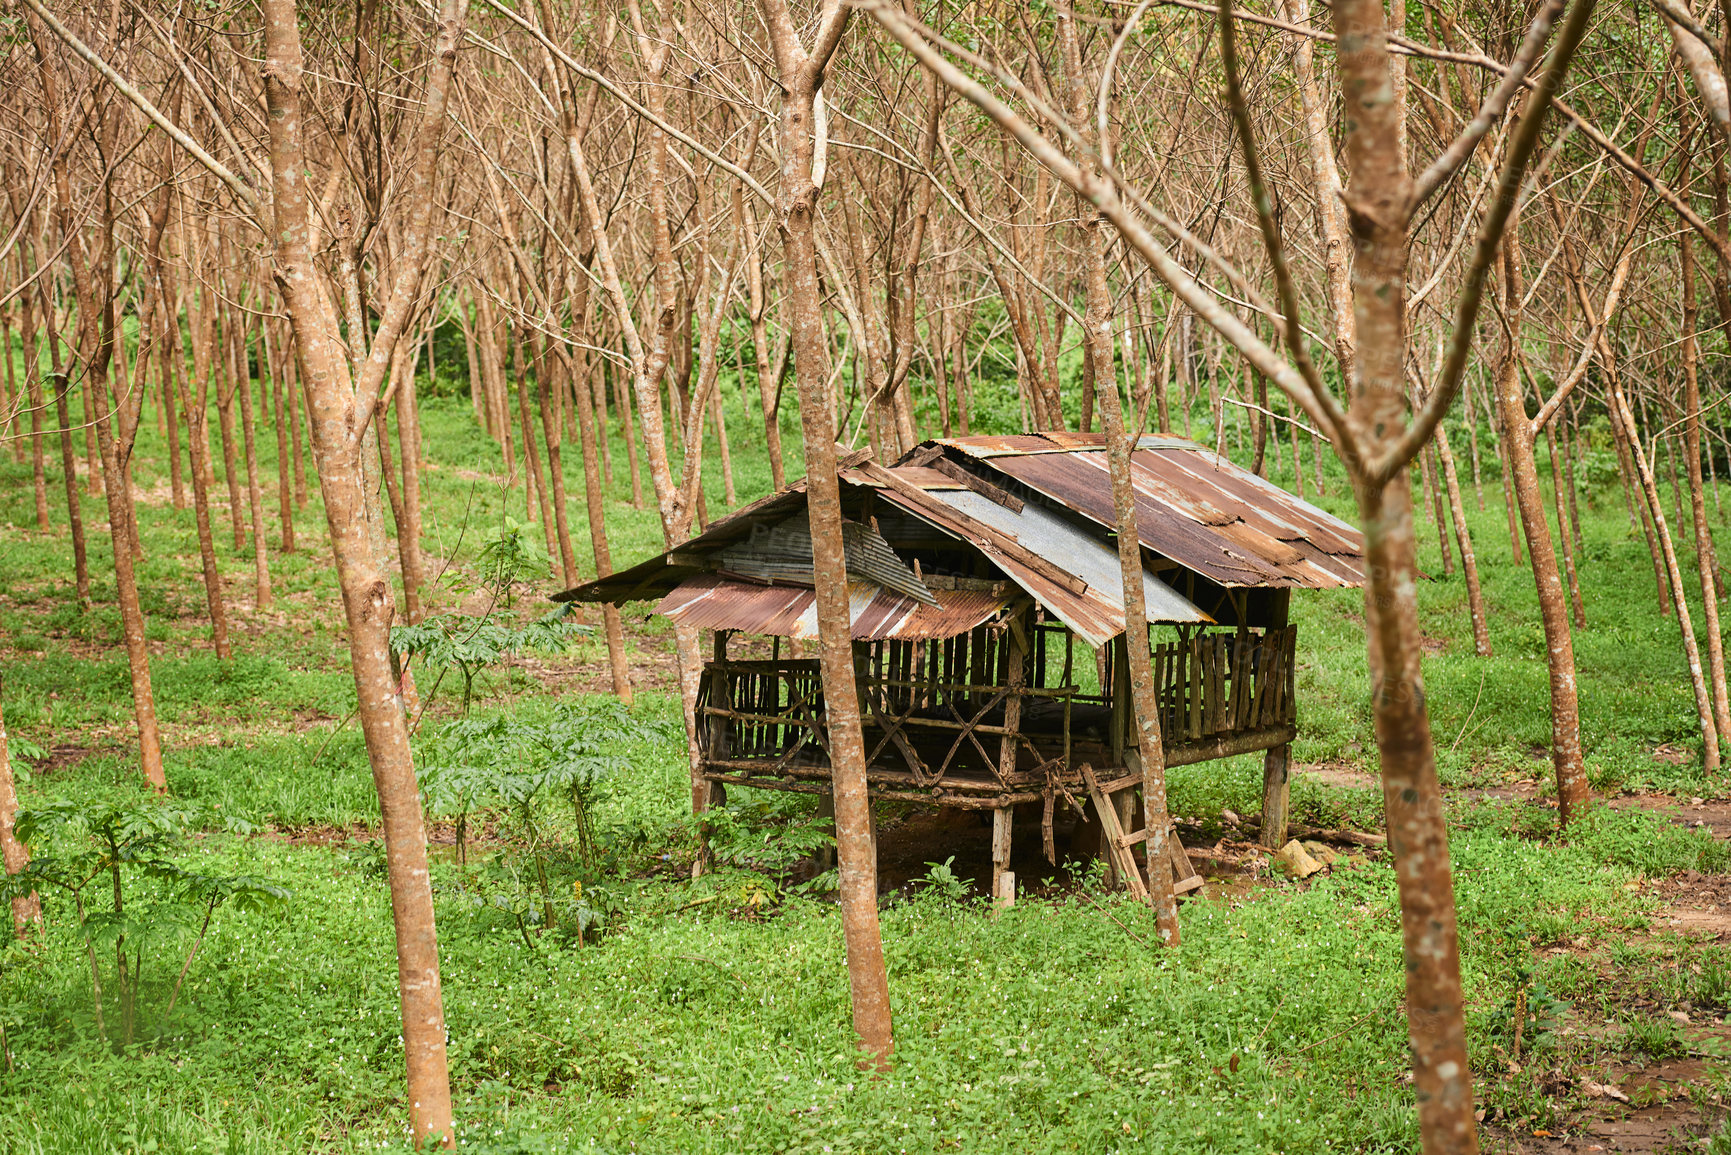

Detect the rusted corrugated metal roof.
[
  {"left": 934, "top": 433, "right": 1364, "bottom": 590},
  {"left": 655, "top": 574, "right": 1009, "bottom": 640},
  {"left": 857, "top": 480, "right": 1213, "bottom": 646}
]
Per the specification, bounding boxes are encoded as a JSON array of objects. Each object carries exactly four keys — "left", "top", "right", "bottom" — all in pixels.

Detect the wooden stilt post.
[
  {"left": 1259, "top": 591, "right": 1293, "bottom": 849},
  {"left": 1260, "top": 743, "right": 1292, "bottom": 850},
  {"left": 991, "top": 806, "right": 1013, "bottom": 901}
]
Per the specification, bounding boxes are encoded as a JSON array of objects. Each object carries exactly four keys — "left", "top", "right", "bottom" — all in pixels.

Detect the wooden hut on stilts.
[{"left": 556, "top": 433, "right": 1365, "bottom": 900}]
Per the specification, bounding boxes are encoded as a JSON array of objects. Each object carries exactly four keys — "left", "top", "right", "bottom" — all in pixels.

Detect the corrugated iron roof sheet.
[
  {"left": 654, "top": 574, "right": 1009, "bottom": 640},
  {"left": 873, "top": 485, "right": 1213, "bottom": 646},
  {"left": 933, "top": 433, "right": 1364, "bottom": 590}
]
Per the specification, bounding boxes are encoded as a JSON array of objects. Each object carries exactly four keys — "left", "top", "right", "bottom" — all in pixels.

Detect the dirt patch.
[
  {"left": 33, "top": 743, "right": 97, "bottom": 776},
  {"left": 1642, "top": 871, "right": 1731, "bottom": 943},
  {"left": 1609, "top": 793, "right": 1731, "bottom": 840},
  {"left": 1467, "top": 779, "right": 1548, "bottom": 803},
  {"left": 1297, "top": 761, "right": 1380, "bottom": 790},
  {"left": 1422, "top": 633, "right": 1451, "bottom": 656},
  {"left": 1485, "top": 1069, "right": 1724, "bottom": 1153}
]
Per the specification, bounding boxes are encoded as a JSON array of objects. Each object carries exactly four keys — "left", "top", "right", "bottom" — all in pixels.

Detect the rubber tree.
[{"left": 17, "top": 0, "right": 475, "bottom": 1141}]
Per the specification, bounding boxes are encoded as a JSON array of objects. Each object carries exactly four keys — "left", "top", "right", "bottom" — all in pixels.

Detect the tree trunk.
[
  {"left": 238, "top": 328, "right": 273, "bottom": 609},
  {"left": 1682, "top": 234, "right": 1731, "bottom": 737},
  {"left": 1615, "top": 385, "right": 1721, "bottom": 771},
  {"left": 516, "top": 327, "right": 559, "bottom": 565},
  {"left": 163, "top": 309, "right": 187, "bottom": 512},
  {"left": 18, "top": 291, "right": 50, "bottom": 532},
  {"left": 1334, "top": 2, "right": 1478, "bottom": 1146},
  {"left": 1437, "top": 423, "right": 1491, "bottom": 656},
  {"left": 216, "top": 319, "right": 247, "bottom": 551},
  {"left": 396, "top": 338, "right": 427, "bottom": 624},
  {"left": 567, "top": 330, "right": 633, "bottom": 705},
  {"left": 264, "top": 317, "right": 295, "bottom": 551},
  {"left": 1058, "top": 9, "right": 1180, "bottom": 942},
  {"left": 534, "top": 335, "right": 580, "bottom": 588},
  {"left": 756, "top": 0, "right": 894, "bottom": 1066},
  {"left": 0, "top": 676, "right": 41, "bottom": 937},
  {"left": 1545, "top": 425, "right": 1586, "bottom": 629},
  {"left": 176, "top": 343, "right": 233, "bottom": 661},
  {"left": 261, "top": 0, "right": 462, "bottom": 1143},
  {"left": 1492, "top": 238, "right": 1588, "bottom": 825},
  {"left": 43, "top": 324, "right": 92, "bottom": 612}
]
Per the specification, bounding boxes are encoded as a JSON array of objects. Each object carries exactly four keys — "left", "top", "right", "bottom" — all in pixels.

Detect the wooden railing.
[
  {"left": 1152, "top": 625, "right": 1296, "bottom": 742},
  {"left": 694, "top": 624, "right": 1297, "bottom": 788}
]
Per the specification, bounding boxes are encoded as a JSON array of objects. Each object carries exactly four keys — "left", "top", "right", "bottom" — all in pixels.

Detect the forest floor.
[{"left": 1, "top": 387, "right": 1729, "bottom": 1154}]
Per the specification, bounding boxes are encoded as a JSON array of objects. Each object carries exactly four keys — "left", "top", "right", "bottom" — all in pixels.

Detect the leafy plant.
[
  {"left": 3, "top": 798, "right": 288, "bottom": 1048},
  {"left": 392, "top": 603, "right": 587, "bottom": 713},
  {"left": 706, "top": 800, "right": 836, "bottom": 875},
  {"left": 919, "top": 856, "right": 972, "bottom": 902},
  {"left": 420, "top": 701, "right": 646, "bottom": 942},
  {"left": 390, "top": 513, "right": 587, "bottom": 713},
  {"left": 473, "top": 515, "right": 550, "bottom": 607}
]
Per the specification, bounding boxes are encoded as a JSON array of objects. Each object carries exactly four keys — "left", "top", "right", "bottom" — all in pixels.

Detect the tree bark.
[
  {"left": 1059, "top": 7, "right": 1180, "bottom": 942},
  {"left": 1682, "top": 234, "right": 1731, "bottom": 736},
  {"left": 0, "top": 676, "right": 41, "bottom": 937},
  {"left": 1491, "top": 238, "right": 1588, "bottom": 825},
  {"left": 264, "top": 317, "right": 295, "bottom": 551},
  {"left": 758, "top": 0, "right": 894, "bottom": 1066},
  {"left": 1437, "top": 422, "right": 1491, "bottom": 655},
  {"left": 175, "top": 329, "right": 233, "bottom": 661},
  {"left": 1614, "top": 384, "right": 1720, "bottom": 771},
  {"left": 260, "top": 0, "right": 464, "bottom": 1142},
  {"left": 238, "top": 327, "right": 274, "bottom": 609}
]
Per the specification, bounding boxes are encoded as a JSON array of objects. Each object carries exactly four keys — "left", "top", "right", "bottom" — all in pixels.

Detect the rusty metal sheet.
[
  {"left": 1137, "top": 447, "right": 1363, "bottom": 555},
  {"left": 987, "top": 450, "right": 1291, "bottom": 587},
  {"left": 654, "top": 573, "right": 1009, "bottom": 640},
  {"left": 851, "top": 465, "right": 967, "bottom": 489},
  {"left": 929, "top": 433, "right": 1365, "bottom": 590},
  {"left": 934, "top": 434, "right": 1072, "bottom": 458},
  {"left": 871, "top": 484, "right": 1213, "bottom": 646}
]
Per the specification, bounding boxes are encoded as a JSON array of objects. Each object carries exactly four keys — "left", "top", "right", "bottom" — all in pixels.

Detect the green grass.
[{"left": 1, "top": 337, "right": 1728, "bottom": 1152}]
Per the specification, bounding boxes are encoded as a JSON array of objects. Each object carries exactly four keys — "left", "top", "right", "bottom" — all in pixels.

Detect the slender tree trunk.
[
  {"left": 265, "top": 317, "right": 295, "bottom": 551},
  {"left": 397, "top": 338, "right": 427, "bottom": 624},
  {"left": 1546, "top": 425, "right": 1586, "bottom": 629},
  {"left": 288, "top": 332, "right": 307, "bottom": 508},
  {"left": 1682, "top": 235, "right": 1731, "bottom": 736},
  {"left": 1333, "top": 2, "right": 1478, "bottom": 1146},
  {"left": 520, "top": 330, "right": 559, "bottom": 563},
  {"left": 176, "top": 349, "right": 232, "bottom": 660},
  {"left": 756, "top": 0, "right": 894, "bottom": 1065},
  {"left": 216, "top": 319, "right": 247, "bottom": 550},
  {"left": 1492, "top": 238, "right": 1588, "bottom": 825},
  {"left": 1437, "top": 424, "right": 1491, "bottom": 655},
  {"left": 42, "top": 322, "right": 91, "bottom": 612},
  {"left": 1058, "top": 9, "right": 1180, "bottom": 940},
  {"left": 18, "top": 293, "right": 49, "bottom": 532},
  {"left": 1418, "top": 434, "right": 1453, "bottom": 576},
  {"left": 535, "top": 338, "right": 580, "bottom": 587},
  {"left": 163, "top": 310, "right": 186, "bottom": 512},
  {"left": 1615, "top": 385, "right": 1721, "bottom": 771},
  {"left": 238, "top": 328, "right": 273, "bottom": 609},
  {"left": 567, "top": 332, "right": 632, "bottom": 704}
]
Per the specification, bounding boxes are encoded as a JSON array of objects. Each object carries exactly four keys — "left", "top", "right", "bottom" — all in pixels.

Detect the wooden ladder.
[{"left": 1081, "top": 763, "right": 1205, "bottom": 901}]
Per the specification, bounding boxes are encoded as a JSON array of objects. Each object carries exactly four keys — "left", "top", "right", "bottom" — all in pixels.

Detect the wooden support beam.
[{"left": 991, "top": 807, "right": 1013, "bottom": 899}]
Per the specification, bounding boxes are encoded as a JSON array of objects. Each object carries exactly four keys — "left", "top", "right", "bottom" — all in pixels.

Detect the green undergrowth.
[
  {"left": 2, "top": 342, "right": 1730, "bottom": 1151},
  {"left": 0, "top": 804, "right": 1662, "bottom": 1154}
]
